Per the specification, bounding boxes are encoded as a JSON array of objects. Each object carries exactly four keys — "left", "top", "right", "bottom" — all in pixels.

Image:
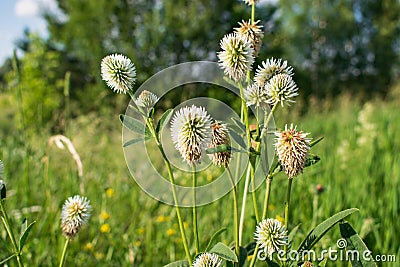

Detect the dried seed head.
[
  {"left": 275, "top": 124, "right": 311, "bottom": 178},
  {"left": 209, "top": 122, "right": 231, "bottom": 167},
  {"left": 235, "top": 20, "right": 264, "bottom": 57}
]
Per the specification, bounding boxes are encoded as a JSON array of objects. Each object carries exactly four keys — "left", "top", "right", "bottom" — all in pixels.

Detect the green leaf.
[
  {"left": 298, "top": 208, "right": 359, "bottom": 252},
  {"left": 231, "top": 117, "right": 246, "bottom": 133},
  {"left": 156, "top": 109, "right": 173, "bottom": 136},
  {"left": 310, "top": 136, "right": 324, "bottom": 147},
  {"left": 304, "top": 154, "right": 321, "bottom": 168},
  {"left": 0, "top": 180, "right": 5, "bottom": 200},
  {"left": 265, "top": 258, "right": 280, "bottom": 266},
  {"left": 163, "top": 260, "right": 190, "bottom": 267},
  {"left": 119, "top": 114, "right": 146, "bottom": 135},
  {"left": 19, "top": 219, "right": 36, "bottom": 251},
  {"left": 209, "top": 242, "right": 238, "bottom": 262},
  {"left": 229, "top": 130, "right": 247, "bottom": 149},
  {"left": 0, "top": 254, "right": 16, "bottom": 264},
  {"left": 123, "top": 137, "right": 151, "bottom": 147},
  {"left": 318, "top": 258, "right": 328, "bottom": 266},
  {"left": 339, "top": 221, "right": 377, "bottom": 267},
  {"left": 288, "top": 224, "right": 301, "bottom": 244},
  {"left": 205, "top": 227, "right": 227, "bottom": 252}
]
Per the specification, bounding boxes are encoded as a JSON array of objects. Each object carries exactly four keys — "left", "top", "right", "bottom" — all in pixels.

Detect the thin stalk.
[
  {"left": 0, "top": 200, "right": 24, "bottom": 267},
  {"left": 249, "top": 175, "right": 273, "bottom": 267},
  {"left": 238, "top": 166, "right": 251, "bottom": 245},
  {"left": 58, "top": 238, "right": 70, "bottom": 267},
  {"left": 284, "top": 178, "right": 293, "bottom": 260},
  {"left": 192, "top": 165, "right": 199, "bottom": 254},
  {"left": 146, "top": 117, "right": 192, "bottom": 264},
  {"left": 251, "top": 3, "right": 255, "bottom": 23},
  {"left": 250, "top": 163, "right": 260, "bottom": 222},
  {"left": 227, "top": 167, "right": 239, "bottom": 259},
  {"left": 262, "top": 176, "right": 273, "bottom": 219}
]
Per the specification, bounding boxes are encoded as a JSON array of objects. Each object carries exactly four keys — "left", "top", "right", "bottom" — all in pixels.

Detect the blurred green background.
[{"left": 0, "top": 0, "right": 399, "bottom": 266}]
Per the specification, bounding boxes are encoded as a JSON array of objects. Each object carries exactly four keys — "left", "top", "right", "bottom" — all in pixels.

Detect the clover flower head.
[
  {"left": 134, "top": 90, "right": 159, "bottom": 115},
  {"left": 254, "top": 218, "right": 288, "bottom": 257},
  {"left": 266, "top": 73, "right": 299, "bottom": 107},
  {"left": 171, "top": 105, "right": 212, "bottom": 165},
  {"left": 255, "top": 58, "right": 294, "bottom": 85},
  {"left": 218, "top": 33, "right": 254, "bottom": 82},
  {"left": 275, "top": 124, "right": 311, "bottom": 178},
  {"left": 101, "top": 53, "right": 136, "bottom": 94},
  {"left": 244, "top": 83, "right": 269, "bottom": 109},
  {"left": 242, "top": 0, "right": 259, "bottom": 6},
  {"left": 208, "top": 121, "right": 231, "bottom": 167},
  {"left": 301, "top": 262, "right": 314, "bottom": 267},
  {"left": 192, "top": 253, "right": 222, "bottom": 267},
  {"left": 61, "top": 195, "right": 92, "bottom": 238},
  {"left": 235, "top": 20, "right": 264, "bottom": 56}
]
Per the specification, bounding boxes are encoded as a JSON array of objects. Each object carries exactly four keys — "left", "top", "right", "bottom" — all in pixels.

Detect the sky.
[{"left": 0, "top": 0, "right": 58, "bottom": 64}]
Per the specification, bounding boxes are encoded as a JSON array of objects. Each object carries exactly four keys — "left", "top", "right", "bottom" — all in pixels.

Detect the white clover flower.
[
  {"left": 101, "top": 53, "right": 136, "bottom": 94},
  {"left": 61, "top": 195, "right": 92, "bottom": 238},
  {"left": 192, "top": 253, "right": 222, "bottom": 267},
  {"left": 242, "top": 0, "right": 258, "bottom": 5},
  {"left": 254, "top": 58, "right": 294, "bottom": 85},
  {"left": 134, "top": 90, "right": 159, "bottom": 115},
  {"left": 255, "top": 218, "right": 288, "bottom": 257},
  {"left": 171, "top": 105, "right": 212, "bottom": 165},
  {"left": 266, "top": 73, "right": 298, "bottom": 107},
  {"left": 244, "top": 83, "right": 269, "bottom": 108},
  {"left": 234, "top": 20, "right": 264, "bottom": 57},
  {"left": 218, "top": 33, "right": 254, "bottom": 82},
  {"left": 208, "top": 122, "right": 231, "bottom": 167},
  {"left": 275, "top": 124, "right": 311, "bottom": 178}
]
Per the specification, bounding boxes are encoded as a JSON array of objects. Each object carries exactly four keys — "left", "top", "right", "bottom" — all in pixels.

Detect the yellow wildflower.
[
  {"left": 100, "top": 211, "right": 110, "bottom": 220},
  {"left": 166, "top": 228, "right": 176, "bottom": 236},
  {"left": 100, "top": 223, "right": 111, "bottom": 233},
  {"left": 106, "top": 188, "right": 115, "bottom": 198}
]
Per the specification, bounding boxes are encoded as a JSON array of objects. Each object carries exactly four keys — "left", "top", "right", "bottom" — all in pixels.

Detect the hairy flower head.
[
  {"left": 255, "top": 218, "right": 288, "bottom": 256},
  {"left": 218, "top": 33, "right": 254, "bottom": 82},
  {"left": 244, "top": 83, "right": 269, "bottom": 109},
  {"left": 61, "top": 195, "right": 92, "bottom": 238},
  {"left": 192, "top": 253, "right": 222, "bottom": 267},
  {"left": 275, "top": 124, "right": 311, "bottom": 178},
  {"left": 171, "top": 105, "right": 212, "bottom": 165},
  {"left": 255, "top": 58, "right": 294, "bottom": 85},
  {"left": 134, "top": 90, "right": 159, "bottom": 115},
  {"left": 101, "top": 54, "right": 136, "bottom": 94},
  {"left": 208, "top": 122, "right": 231, "bottom": 167},
  {"left": 235, "top": 20, "right": 263, "bottom": 56},
  {"left": 266, "top": 73, "right": 298, "bottom": 107}
]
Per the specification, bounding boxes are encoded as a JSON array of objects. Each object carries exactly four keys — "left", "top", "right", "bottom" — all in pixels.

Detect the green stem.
[
  {"left": 238, "top": 166, "right": 251, "bottom": 245},
  {"left": 249, "top": 175, "right": 273, "bottom": 267},
  {"left": 262, "top": 176, "right": 273, "bottom": 220},
  {"left": 250, "top": 163, "right": 260, "bottom": 222},
  {"left": 146, "top": 118, "right": 192, "bottom": 264},
  {"left": 192, "top": 165, "right": 199, "bottom": 254},
  {"left": 284, "top": 178, "right": 293, "bottom": 261},
  {"left": 227, "top": 167, "right": 239, "bottom": 260},
  {"left": 59, "top": 238, "right": 70, "bottom": 267},
  {"left": 0, "top": 200, "right": 24, "bottom": 267},
  {"left": 251, "top": 3, "right": 255, "bottom": 23}
]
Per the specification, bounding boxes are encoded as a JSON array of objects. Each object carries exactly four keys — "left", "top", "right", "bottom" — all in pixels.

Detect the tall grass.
[{"left": 0, "top": 92, "right": 399, "bottom": 265}]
